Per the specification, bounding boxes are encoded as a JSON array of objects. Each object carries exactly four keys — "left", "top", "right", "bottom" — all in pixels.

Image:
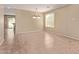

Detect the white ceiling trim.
[{"left": 4, "top": 4, "right": 67, "bottom": 13}]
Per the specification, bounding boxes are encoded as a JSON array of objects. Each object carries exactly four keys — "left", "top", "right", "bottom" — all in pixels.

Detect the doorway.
[{"left": 4, "top": 15, "right": 16, "bottom": 43}]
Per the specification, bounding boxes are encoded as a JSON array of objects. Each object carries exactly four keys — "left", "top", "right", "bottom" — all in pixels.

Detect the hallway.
[{"left": 0, "top": 31, "right": 79, "bottom": 53}]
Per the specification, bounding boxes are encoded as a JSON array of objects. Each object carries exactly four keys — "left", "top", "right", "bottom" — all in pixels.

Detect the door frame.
[{"left": 4, "top": 15, "right": 16, "bottom": 39}]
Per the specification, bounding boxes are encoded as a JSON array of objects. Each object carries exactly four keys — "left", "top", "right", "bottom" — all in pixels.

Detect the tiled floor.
[{"left": 0, "top": 30, "right": 79, "bottom": 54}]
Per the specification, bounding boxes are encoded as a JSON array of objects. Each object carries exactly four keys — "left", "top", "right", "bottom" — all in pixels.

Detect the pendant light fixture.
[{"left": 32, "top": 8, "right": 40, "bottom": 19}]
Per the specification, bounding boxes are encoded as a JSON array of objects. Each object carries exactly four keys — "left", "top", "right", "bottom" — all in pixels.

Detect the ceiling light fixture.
[{"left": 32, "top": 8, "right": 40, "bottom": 19}]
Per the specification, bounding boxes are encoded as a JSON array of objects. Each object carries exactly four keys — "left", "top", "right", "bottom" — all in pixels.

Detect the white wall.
[
  {"left": 46, "top": 5, "right": 79, "bottom": 39},
  {"left": 0, "top": 6, "right": 4, "bottom": 45},
  {"left": 16, "top": 9, "right": 44, "bottom": 34},
  {"left": 4, "top": 8, "right": 16, "bottom": 15}
]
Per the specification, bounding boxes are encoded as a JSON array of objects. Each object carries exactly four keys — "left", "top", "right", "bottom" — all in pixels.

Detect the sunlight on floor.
[
  {"left": 7, "top": 29, "right": 14, "bottom": 44},
  {"left": 44, "top": 32, "right": 54, "bottom": 49}
]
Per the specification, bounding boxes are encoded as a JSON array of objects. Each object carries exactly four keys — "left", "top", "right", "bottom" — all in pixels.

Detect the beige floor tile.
[{"left": 0, "top": 30, "right": 79, "bottom": 54}]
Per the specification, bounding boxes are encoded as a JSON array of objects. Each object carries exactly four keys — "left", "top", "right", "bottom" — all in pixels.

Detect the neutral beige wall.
[
  {"left": 0, "top": 6, "right": 4, "bottom": 45},
  {"left": 46, "top": 5, "right": 79, "bottom": 39},
  {"left": 16, "top": 9, "right": 44, "bottom": 34}
]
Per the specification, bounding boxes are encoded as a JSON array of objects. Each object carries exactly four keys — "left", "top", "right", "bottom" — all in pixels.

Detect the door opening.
[{"left": 4, "top": 15, "right": 16, "bottom": 42}]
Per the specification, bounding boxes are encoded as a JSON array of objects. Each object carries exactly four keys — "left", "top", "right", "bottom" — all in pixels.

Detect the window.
[{"left": 45, "top": 13, "right": 55, "bottom": 28}]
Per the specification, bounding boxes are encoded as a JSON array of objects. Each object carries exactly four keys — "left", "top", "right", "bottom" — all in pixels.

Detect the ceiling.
[{"left": 4, "top": 4, "right": 68, "bottom": 13}]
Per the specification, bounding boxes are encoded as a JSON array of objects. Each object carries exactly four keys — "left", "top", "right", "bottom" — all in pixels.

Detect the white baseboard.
[
  {"left": 55, "top": 32, "right": 79, "bottom": 40},
  {"left": 63, "top": 34, "right": 79, "bottom": 40},
  {"left": 16, "top": 30, "right": 43, "bottom": 35}
]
